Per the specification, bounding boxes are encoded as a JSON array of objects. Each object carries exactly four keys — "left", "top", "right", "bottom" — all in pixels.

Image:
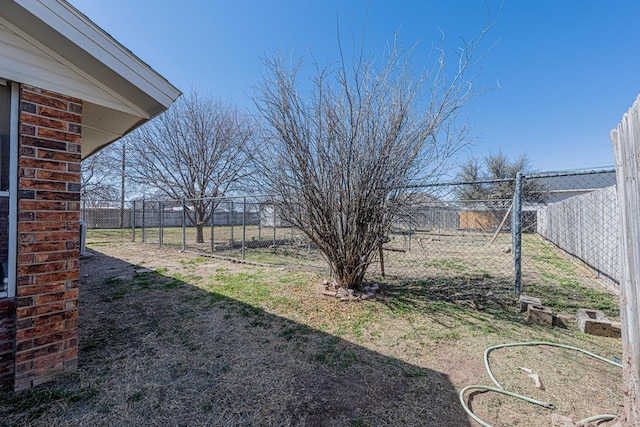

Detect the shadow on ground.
[
  {"left": 1, "top": 248, "right": 471, "bottom": 426},
  {"left": 381, "top": 275, "right": 524, "bottom": 330}
]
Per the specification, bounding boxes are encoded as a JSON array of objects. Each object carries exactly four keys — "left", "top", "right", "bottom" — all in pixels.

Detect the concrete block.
[
  {"left": 577, "top": 309, "right": 612, "bottom": 337},
  {"left": 519, "top": 295, "right": 542, "bottom": 312},
  {"left": 527, "top": 304, "right": 553, "bottom": 326},
  {"left": 611, "top": 321, "right": 622, "bottom": 339}
]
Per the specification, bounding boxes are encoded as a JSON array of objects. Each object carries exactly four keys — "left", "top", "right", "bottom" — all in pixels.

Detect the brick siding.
[{"left": 13, "top": 85, "right": 82, "bottom": 390}]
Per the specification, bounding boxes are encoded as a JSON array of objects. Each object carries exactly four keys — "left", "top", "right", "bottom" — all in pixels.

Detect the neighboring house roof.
[
  {"left": 534, "top": 170, "right": 616, "bottom": 203},
  {"left": 0, "top": 0, "right": 182, "bottom": 158}
]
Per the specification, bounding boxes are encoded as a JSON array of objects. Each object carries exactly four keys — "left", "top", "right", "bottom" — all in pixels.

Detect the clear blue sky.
[{"left": 68, "top": 0, "right": 640, "bottom": 173}]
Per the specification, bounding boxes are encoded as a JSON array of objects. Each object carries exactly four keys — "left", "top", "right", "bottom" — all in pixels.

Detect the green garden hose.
[{"left": 459, "top": 341, "right": 622, "bottom": 427}]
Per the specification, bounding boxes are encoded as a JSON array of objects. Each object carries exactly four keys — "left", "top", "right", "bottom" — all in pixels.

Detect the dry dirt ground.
[{"left": 1, "top": 242, "right": 624, "bottom": 426}]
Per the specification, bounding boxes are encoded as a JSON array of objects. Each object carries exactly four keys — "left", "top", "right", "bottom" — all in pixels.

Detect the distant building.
[{"left": 259, "top": 203, "right": 291, "bottom": 228}]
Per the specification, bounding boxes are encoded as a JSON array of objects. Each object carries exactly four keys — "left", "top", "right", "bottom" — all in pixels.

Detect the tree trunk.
[
  {"left": 332, "top": 263, "right": 367, "bottom": 291},
  {"left": 325, "top": 245, "right": 373, "bottom": 291},
  {"left": 193, "top": 202, "right": 207, "bottom": 244},
  {"left": 196, "top": 224, "right": 204, "bottom": 244},
  {"left": 611, "top": 96, "right": 640, "bottom": 426}
]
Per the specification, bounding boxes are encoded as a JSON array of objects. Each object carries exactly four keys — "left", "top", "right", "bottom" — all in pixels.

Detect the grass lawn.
[{"left": 1, "top": 236, "right": 623, "bottom": 426}]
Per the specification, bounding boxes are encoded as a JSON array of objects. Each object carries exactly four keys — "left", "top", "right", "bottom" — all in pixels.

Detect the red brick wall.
[{"left": 13, "top": 85, "right": 82, "bottom": 390}]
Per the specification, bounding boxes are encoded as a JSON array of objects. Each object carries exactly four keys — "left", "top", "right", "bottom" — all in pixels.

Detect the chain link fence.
[
  {"left": 81, "top": 200, "right": 137, "bottom": 243},
  {"left": 82, "top": 168, "right": 620, "bottom": 295},
  {"left": 367, "top": 185, "right": 515, "bottom": 294},
  {"left": 523, "top": 169, "right": 619, "bottom": 292}
]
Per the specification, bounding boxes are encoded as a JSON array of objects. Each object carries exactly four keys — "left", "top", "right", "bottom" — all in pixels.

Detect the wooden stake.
[
  {"left": 379, "top": 243, "right": 385, "bottom": 278},
  {"left": 489, "top": 203, "right": 513, "bottom": 245}
]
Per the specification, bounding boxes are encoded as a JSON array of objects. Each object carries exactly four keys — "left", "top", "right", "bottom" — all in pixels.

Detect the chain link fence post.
[
  {"left": 181, "top": 198, "right": 186, "bottom": 251},
  {"left": 242, "top": 197, "right": 246, "bottom": 260},
  {"left": 258, "top": 202, "right": 262, "bottom": 241},
  {"left": 210, "top": 201, "right": 215, "bottom": 252},
  {"left": 272, "top": 202, "right": 277, "bottom": 247},
  {"left": 158, "top": 201, "right": 163, "bottom": 246},
  {"left": 407, "top": 209, "right": 412, "bottom": 252},
  {"left": 131, "top": 200, "right": 136, "bottom": 242},
  {"left": 142, "top": 199, "right": 147, "bottom": 243},
  {"left": 230, "top": 201, "right": 235, "bottom": 245},
  {"left": 512, "top": 172, "right": 523, "bottom": 297}
]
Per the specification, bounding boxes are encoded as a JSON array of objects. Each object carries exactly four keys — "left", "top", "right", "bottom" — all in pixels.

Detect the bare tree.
[
  {"left": 81, "top": 147, "right": 118, "bottom": 202},
  {"left": 456, "top": 151, "right": 546, "bottom": 203},
  {"left": 127, "top": 91, "right": 254, "bottom": 243},
  {"left": 455, "top": 158, "right": 486, "bottom": 202},
  {"left": 82, "top": 137, "right": 140, "bottom": 227},
  {"left": 255, "top": 27, "right": 492, "bottom": 291}
]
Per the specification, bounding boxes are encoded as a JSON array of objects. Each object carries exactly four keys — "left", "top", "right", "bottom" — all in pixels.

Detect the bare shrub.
[{"left": 255, "top": 26, "right": 493, "bottom": 290}]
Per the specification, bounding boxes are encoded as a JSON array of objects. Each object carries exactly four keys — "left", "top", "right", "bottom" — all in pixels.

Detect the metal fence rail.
[{"left": 82, "top": 167, "right": 620, "bottom": 296}]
